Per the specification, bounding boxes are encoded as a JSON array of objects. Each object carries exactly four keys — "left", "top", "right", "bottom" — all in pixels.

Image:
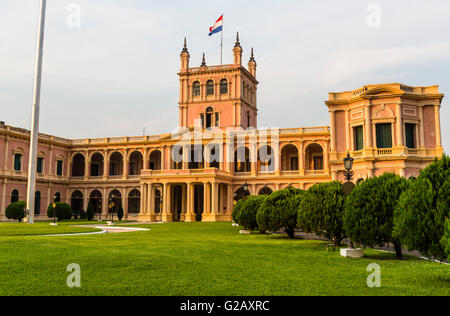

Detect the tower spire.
[
  {"left": 234, "top": 32, "right": 241, "bottom": 47},
  {"left": 249, "top": 47, "right": 255, "bottom": 62},
  {"left": 201, "top": 53, "right": 207, "bottom": 67},
  {"left": 182, "top": 37, "right": 188, "bottom": 53}
]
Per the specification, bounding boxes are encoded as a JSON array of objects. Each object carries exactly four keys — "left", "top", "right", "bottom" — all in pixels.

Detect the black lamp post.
[
  {"left": 343, "top": 152, "right": 354, "bottom": 182},
  {"left": 109, "top": 195, "right": 115, "bottom": 223},
  {"left": 52, "top": 194, "right": 57, "bottom": 224}
]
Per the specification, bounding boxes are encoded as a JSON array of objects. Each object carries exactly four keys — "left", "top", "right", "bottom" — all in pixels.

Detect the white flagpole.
[
  {"left": 220, "top": 14, "right": 223, "bottom": 66},
  {"left": 26, "top": 0, "right": 47, "bottom": 224}
]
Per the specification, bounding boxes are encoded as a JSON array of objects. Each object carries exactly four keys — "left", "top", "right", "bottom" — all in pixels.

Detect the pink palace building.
[{"left": 0, "top": 35, "right": 445, "bottom": 222}]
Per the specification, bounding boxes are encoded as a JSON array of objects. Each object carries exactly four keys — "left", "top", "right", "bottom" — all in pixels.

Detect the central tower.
[{"left": 178, "top": 34, "right": 259, "bottom": 130}]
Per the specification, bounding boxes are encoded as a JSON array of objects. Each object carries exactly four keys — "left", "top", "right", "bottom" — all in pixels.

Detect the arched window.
[
  {"left": 206, "top": 80, "right": 214, "bottom": 96},
  {"left": 128, "top": 189, "right": 141, "bottom": 214},
  {"left": 90, "top": 190, "right": 102, "bottom": 214},
  {"left": 234, "top": 147, "right": 251, "bottom": 173},
  {"left": 37, "top": 157, "right": 44, "bottom": 174},
  {"left": 14, "top": 153, "right": 22, "bottom": 171},
  {"left": 259, "top": 187, "right": 273, "bottom": 196},
  {"left": 90, "top": 153, "right": 104, "bottom": 177},
  {"left": 71, "top": 153, "right": 85, "bottom": 177},
  {"left": 149, "top": 150, "right": 162, "bottom": 170},
  {"left": 109, "top": 152, "right": 124, "bottom": 176},
  {"left": 11, "top": 190, "right": 19, "bottom": 203},
  {"left": 220, "top": 79, "right": 228, "bottom": 94},
  {"left": 71, "top": 190, "right": 83, "bottom": 213},
  {"left": 234, "top": 187, "right": 250, "bottom": 201},
  {"left": 34, "top": 191, "right": 41, "bottom": 215},
  {"left": 129, "top": 151, "right": 143, "bottom": 176},
  {"left": 155, "top": 189, "right": 161, "bottom": 214},
  {"left": 109, "top": 190, "right": 122, "bottom": 214},
  {"left": 192, "top": 81, "right": 200, "bottom": 97}
]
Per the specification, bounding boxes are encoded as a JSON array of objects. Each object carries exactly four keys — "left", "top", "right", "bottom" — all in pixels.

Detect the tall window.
[
  {"left": 205, "top": 107, "right": 214, "bottom": 129},
  {"left": 11, "top": 190, "right": 19, "bottom": 203},
  {"left": 14, "top": 154, "right": 22, "bottom": 171},
  {"left": 313, "top": 156, "right": 323, "bottom": 170},
  {"left": 405, "top": 123, "right": 416, "bottom": 149},
  {"left": 247, "top": 111, "right": 251, "bottom": 128},
  {"left": 215, "top": 113, "right": 220, "bottom": 127},
  {"left": 376, "top": 123, "right": 393, "bottom": 149},
  {"left": 220, "top": 79, "right": 228, "bottom": 94},
  {"left": 57, "top": 160, "right": 63, "bottom": 176},
  {"left": 34, "top": 191, "right": 41, "bottom": 215},
  {"left": 37, "top": 157, "right": 44, "bottom": 174},
  {"left": 192, "top": 81, "right": 200, "bottom": 97},
  {"left": 206, "top": 80, "right": 214, "bottom": 96},
  {"left": 353, "top": 126, "right": 364, "bottom": 151}
]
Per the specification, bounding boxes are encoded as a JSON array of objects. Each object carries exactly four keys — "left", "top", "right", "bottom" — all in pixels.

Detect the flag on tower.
[{"left": 209, "top": 15, "right": 223, "bottom": 36}]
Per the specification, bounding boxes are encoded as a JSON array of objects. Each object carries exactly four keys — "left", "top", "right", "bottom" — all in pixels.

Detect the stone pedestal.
[
  {"left": 240, "top": 230, "right": 251, "bottom": 235},
  {"left": 161, "top": 214, "right": 173, "bottom": 223},
  {"left": 184, "top": 213, "right": 197, "bottom": 222},
  {"left": 340, "top": 248, "right": 364, "bottom": 258}
]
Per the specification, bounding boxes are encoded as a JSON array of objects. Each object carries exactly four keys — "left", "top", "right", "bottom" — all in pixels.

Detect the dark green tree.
[
  {"left": 5, "top": 201, "right": 27, "bottom": 223},
  {"left": 47, "top": 202, "right": 73, "bottom": 221},
  {"left": 441, "top": 219, "right": 450, "bottom": 261},
  {"left": 393, "top": 155, "right": 450, "bottom": 259},
  {"left": 298, "top": 181, "right": 347, "bottom": 246},
  {"left": 236, "top": 195, "right": 266, "bottom": 231},
  {"left": 232, "top": 199, "right": 244, "bottom": 224},
  {"left": 256, "top": 187, "right": 304, "bottom": 239},
  {"left": 117, "top": 203, "right": 124, "bottom": 221},
  {"left": 86, "top": 200, "right": 95, "bottom": 221},
  {"left": 344, "top": 173, "right": 407, "bottom": 259}
]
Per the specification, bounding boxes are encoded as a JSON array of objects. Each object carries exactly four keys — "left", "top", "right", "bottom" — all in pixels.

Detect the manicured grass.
[
  {"left": 0, "top": 222, "right": 448, "bottom": 296},
  {"left": 0, "top": 222, "right": 103, "bottom": 236}
]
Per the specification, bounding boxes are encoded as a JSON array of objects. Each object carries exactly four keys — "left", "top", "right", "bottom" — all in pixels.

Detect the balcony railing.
[
  {"left": 377, "top": 149, "right": 393, "bottom": 156},
  {"left": 304, "top": 170, "right": 325, "bottom": 176}
]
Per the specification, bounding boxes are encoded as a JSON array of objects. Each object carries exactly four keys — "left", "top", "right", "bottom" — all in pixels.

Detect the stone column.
[
  {"left": 396, "top": 103, "right": 403, "bottom": 147},
  {"left": 104, "top": 157, "right": 109, "bottom": 179},
  {"left": 185, "top": 183, "right": 196, "bottom": 222},
  {"left": 1, "top": 180, "right": 6, "bottom": 217},
  {"left": 211, "top": 182, "right": 217, "bottom": 216},
  {"left": 324, "top": 141, "right": 330, "bottom": 174},
  {"left": 161, "top": 146, "right": 166, "bottom": 170},
  {"left": 139, "top": 184, "right": 145, "bottom": 215},
  {"left": 299, "top": 141, "right": 305, "bottom": 176},
  {"left": 83, "top": 188, "right": 88, "bottom": 213},
  {"left": 365, "top": 105, "right": 373, "bottom": 148},
  {"left": 84, "top": 152, "right": 89, "bottom": 179},
  {"left": 226, "top": 184, "right": 232, "bottom": 216},
  {"left": 329, "top": 110, "right": 336, "bottom": 152},
  {"left": 332, "top": 171, "right": 338, "bottom": 181},
  {"left": 435, "top": 105, "right": 442, "bottom": 147},
  {"left": 123, "top": 149, "right": 128, "bottom": 179},
  {"left": 143, "top": 148, "right": 148, "bottom": 170},
  {"left": 345, "top": 110, "right": 350, "bottom": 151},
  {"left": 418, "top": 106, "right": 425, "bottom": 148},
  {"left": 162, "top": 183, "right": 172, "bottom": 222}
]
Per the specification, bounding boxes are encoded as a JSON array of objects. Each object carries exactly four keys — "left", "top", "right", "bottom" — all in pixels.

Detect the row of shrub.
[
  {"left": 233, "top": 155, "right": 450, "bottom": 261},
  {"left": 5, "top": 200, "right": 125, "bottom": 222}
]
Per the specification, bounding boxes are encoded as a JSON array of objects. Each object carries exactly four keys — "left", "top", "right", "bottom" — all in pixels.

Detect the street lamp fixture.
[
  {"left": 109, "top": 195, "right": 115, "bottom": 224},
  {"left": 343, "top": 152, "right": 354, "bottom": 182},
  {"left": 52, "top": 194, "right": 57, "bottom": 224}
]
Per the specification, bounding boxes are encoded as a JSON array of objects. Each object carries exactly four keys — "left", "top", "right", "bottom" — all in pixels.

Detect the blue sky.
[{"left": 0, "top": 0, "right": 449, "bottom": 152}]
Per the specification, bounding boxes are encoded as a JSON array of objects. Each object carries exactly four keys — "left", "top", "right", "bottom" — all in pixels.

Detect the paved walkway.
[{"left": 36, "top": 225, "right": 150, "bottom": 237}]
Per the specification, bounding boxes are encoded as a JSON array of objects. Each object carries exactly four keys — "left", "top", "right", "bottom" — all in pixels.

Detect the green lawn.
[
  {"left": 0, "top": 222, "right": 448, "bottom": 296},
  {"left": 0, "top": 221, "right": 103, "bottom": 236}
]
